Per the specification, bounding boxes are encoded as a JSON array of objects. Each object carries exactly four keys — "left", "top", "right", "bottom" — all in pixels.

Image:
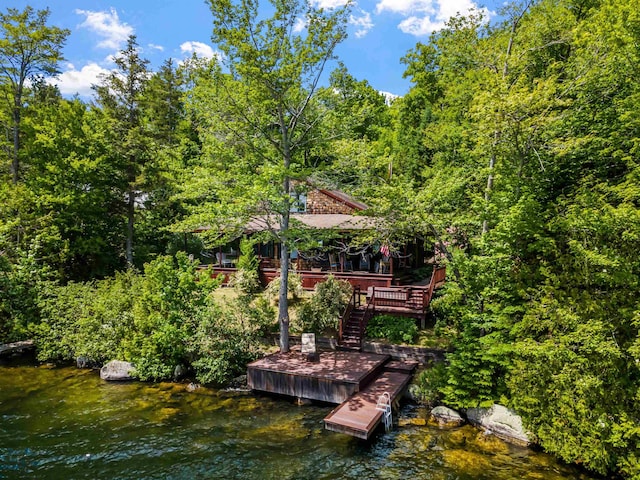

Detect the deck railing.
[
  {"left": 339, "top": 288, "right": 358, "bottom": 343},
  {"left": 359, "top": 292, "right": 375, "bottom": 343}
]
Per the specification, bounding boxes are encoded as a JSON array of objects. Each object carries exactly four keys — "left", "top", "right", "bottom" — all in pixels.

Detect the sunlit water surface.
[{"left": 0, "top": 358, "right": 598, "bottom": 479}]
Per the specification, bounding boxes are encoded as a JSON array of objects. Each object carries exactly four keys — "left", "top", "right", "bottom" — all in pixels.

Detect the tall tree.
[
  {"left": 0, "top": 6, "right": 69, "bottom": 183},
  {"left": 93, "top": 35, "right": 151, "bottom": 268},
  {"left": 191, "top": 0, "right": 351, "bottom": 352}
]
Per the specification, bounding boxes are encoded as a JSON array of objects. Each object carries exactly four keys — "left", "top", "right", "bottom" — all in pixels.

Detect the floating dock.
[
  {"left": 324, "top": 361, "right": 415, "bottom": 439},
  {"left": 247, "top": 348, "right": 417, "bottom": 439}
]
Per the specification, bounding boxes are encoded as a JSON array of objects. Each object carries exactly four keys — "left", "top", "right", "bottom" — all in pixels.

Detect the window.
[{"left": 290, "top": 191, "right": 307, "bottom": 213}]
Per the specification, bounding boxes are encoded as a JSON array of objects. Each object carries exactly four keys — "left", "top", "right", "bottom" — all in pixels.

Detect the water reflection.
[{"left": 0, "top": 361, "right": 596, "bottom": 480}]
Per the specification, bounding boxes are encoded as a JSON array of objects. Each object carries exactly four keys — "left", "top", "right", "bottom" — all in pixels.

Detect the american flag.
[{"left": 380, "top": 244, "right": 390, "bottom": 257}]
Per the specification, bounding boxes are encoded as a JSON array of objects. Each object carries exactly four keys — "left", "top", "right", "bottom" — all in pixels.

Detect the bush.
[
  {"left": 32, "top": 271, "right": 139, "bottom": 364},
  {"left": 28, "top": 251, "right": 277, "bottom": 385},
  {"left": 366, "top": 314, "right": 418, "bottom": 344},
  {"left": 411, "top": 362, "right": 447, "bottom": 406},
  {"left": 294, "top": 275, "right": 352, "bottom": 334},
  {"left": 124, "top": 252, "right": 219, "bottom": 381},
  {"left": 228, "top": 238, "right": 261, "bottom": 296},
  {"left": 264, "top": 268, "right": 304, "bottom": 303},
  {"left": 0, "top": 250, "right": 55, "bottom": 343},
  {"left": 189, "top": 296, "right": 273, "bottom": 385}
]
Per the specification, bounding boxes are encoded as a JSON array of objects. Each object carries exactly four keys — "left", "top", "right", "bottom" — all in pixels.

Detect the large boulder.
[
  {"left": 430, "top": 406, "right": 465, "bottom": 427},
  {"left": 100, "top": 360, "right": 135, "bottom": 381},
  {"left": 466, "top": 404, "right": 530, "bottom": 446}
]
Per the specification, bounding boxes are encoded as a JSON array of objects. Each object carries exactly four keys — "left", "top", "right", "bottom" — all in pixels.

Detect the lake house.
[{"left": 199, "top": 185, "right": 431, "bottom": 291}]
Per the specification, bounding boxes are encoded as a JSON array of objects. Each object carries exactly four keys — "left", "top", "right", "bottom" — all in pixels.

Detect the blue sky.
[{"left": 7, "top": 0, "right": 502, "bottom": 98}]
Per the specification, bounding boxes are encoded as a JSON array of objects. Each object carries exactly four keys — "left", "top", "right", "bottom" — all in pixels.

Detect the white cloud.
[
  {"left": 350, "top": 10, "right": 374, "bottom": 38},
  {"left": 376, "top": 0, "right": 488, "bottom": 36},
  {"left": 48, "top": 62, "right": 111, "bottom": 97},
  {"left": 375, "top": 0, "right": 435, "bottom": 15},
  {"left": 398, "top": 15, "right": 445, "bottom": 36},
  {"left": 148, "top": 43, "right": 165, "bottom": 52},
  {"left": 180, "top": 41, "right": 219, "bottom": 60},
  {"left": 293, "top": 17, "right": 307, "bottom": 33},
  {"left": 312, "top": 0, "right": 350, "bottom": 8},
  {"left": 75, "top": 8, "right": 134, "bottom": 50}
]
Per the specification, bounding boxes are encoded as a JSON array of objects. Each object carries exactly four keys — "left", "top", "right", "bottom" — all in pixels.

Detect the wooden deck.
[
  {"left": 248, "top": 348, "right": 418, "bottom": 439},
  {"left": 247, "top": 349, "right": 389, "bottom": 404},
  {"left": 324, "top": 369, "right": 412, "bottom": 439},
  {"left": 203, "top": 265, "right": 396, "bottom": 290}
]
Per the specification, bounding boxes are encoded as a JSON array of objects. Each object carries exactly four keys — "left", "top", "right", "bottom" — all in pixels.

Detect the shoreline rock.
[
  {"left": 100, "top": 360, "right": 135, "bottom": 381},
  {"left": 429, "top": 406, "right": 465, "bottom": 427},
  {"left": 466, "top": 404, "right": 531, "bottom": 446}
]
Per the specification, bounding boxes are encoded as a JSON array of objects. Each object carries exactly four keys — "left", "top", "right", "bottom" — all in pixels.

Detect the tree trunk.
[
  {"left": 278, "top": 208, "right": 290, "bottom": 353},
  {"left": 11, "top": 105, "right": 20, "bottom": 184},
  {"left": 483, "top": 6, "right": 529, "bottom": 235},
  {"left": 126, "top": 188, "right": 135, "bottom": 268},
  {"left": 482, "top": 132, "right": 499, "bottom": 235}
]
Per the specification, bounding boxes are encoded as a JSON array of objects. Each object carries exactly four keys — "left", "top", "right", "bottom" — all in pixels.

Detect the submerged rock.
[
  {"left": 100, "top": 360, "right": 135, "bottom": 381},
  {"left": 466, "top": 404, "right": 530, "bottom": 446},
  {"left": 76, "top": 356, "right": 99, "bottom": 369},
  {"left": 227, "top": 375, "right": 248, "bottom": 390},
  {"left": 404, "top": 384, "right": 423, "bottom": 403},
  {"left": 173, "top": 364, "right": 188, "bottom": 381},
  {"left": 430, "top": 406, "right": 465, "bottom": 427}
]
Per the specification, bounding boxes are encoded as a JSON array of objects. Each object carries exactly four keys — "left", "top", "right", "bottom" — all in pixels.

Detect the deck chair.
[{"left": 329, "top": 253, "right": 339, "bottom": 271}]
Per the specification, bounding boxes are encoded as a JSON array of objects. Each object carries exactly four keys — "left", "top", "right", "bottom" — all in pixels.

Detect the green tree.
[
  {"left": 185, "top": 0, "right": 352, "bottom": 352},
  {"left": 93, "top": 35, "right": 151, "bottom": 269},
  {"left": 20, "top": 89, "right": 124, "bottom": 279},
  {"left": 0, "top": 6, "right": 69, "bottom": 183}
]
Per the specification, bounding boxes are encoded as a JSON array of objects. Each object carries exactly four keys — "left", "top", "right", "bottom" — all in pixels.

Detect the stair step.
[{"left": 384, "top": 360, "right": 419, "bottom": 374}]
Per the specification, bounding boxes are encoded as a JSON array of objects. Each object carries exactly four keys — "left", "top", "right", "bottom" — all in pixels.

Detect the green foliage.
[
  {"left": 366, "top": 314, "right": 418, "bottom": 344},
  {"left": 190, "top": 296, "right": 274, "bottom": 386},
  {"left": 0, "top": 249, "right": 54, "bottom": 343},
  {"left": 32, "top": 271, "right": 138, "bottom": 364},
  {"left": 294, "top": 274, "right": 352, "bottom": 334},
  {"left": 124, "top": 252, "right": 217, "bottom": 380},
  {"left": 412, "top": 362, "right": 447, "bottom": 406},
  {"left": 264, "top": 269, "right": 304, "bottom": 303},
  {"left": 32, "top": 253, "right": 228, "bottom": 382},
  {"left": 229, "top": 237, "right": 261, "bottom": 296},
  {"left": 29, "top": 251, "right": 275, "bottom": 385}
]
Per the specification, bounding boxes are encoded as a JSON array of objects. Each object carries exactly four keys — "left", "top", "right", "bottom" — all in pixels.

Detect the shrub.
[
  {"left": 1, "top": 250, "right": 55, "bottom": 343},
  {"left": 366, "top": 314, "right": 418, "bottom": 344},
  {"left": 125, "top": 252, "right": 219, "bottom": 381},
  {"left": 264, "top": 268, "right": 304, "bottom": 303},
  {"left": 228, "top": 238, "right": 261, "bottom": 296},
  {"left": 294, "top": 275, "right": 352, "bottom": 334},
  {"left": 411, "top": 362, "right": 447, "bottom": 406},
  {"left": 32, "top": 271, "right": 139, "bottom": 364},
  {"left": 190, "top": 296, "right": 273, "bottom": 385}
]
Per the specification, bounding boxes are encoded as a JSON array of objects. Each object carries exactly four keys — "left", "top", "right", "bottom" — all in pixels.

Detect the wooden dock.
[
  {"left": 324, "top": 361, "right": 416, "bottom": 439},
  {"left": 247, "top": 348, "right": 417, "bottom": 439},
  {"left": 0, "top": 340, "right": 35, "bottom": 357},
  {"left": 247, "top": 349, "right": 390, "bottom": 404}
]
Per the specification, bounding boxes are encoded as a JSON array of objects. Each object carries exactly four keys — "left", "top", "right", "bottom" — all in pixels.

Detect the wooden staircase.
[
  {"left": 338, "top": 265, "right": 447, "bottom": 350},
  {"left": 340, "top": 306, "right": 366, "bottom": 351}
]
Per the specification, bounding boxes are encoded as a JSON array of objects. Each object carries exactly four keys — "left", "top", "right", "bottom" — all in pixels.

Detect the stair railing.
[
  {"left": 339, "top": 287, "right": 360, "bottom": 344},
  {"left": 422, "top": 265, "right": 446, "bottom": 316},
  {"left": 359, "top": 291, "right": 375, "bottom": 346}
]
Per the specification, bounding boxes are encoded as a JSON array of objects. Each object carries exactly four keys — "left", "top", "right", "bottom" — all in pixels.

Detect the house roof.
[
  {"left": 317, "top": 189, "right": 368, "bottom": 211},
  {"left": 246, "top": 213, "right": 376, "bottom": 233}
]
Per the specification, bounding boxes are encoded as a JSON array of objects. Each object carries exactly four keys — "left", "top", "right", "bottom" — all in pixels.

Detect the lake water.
[{"left": 0, "top": 358, "right": 597, "bottom": 479}]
